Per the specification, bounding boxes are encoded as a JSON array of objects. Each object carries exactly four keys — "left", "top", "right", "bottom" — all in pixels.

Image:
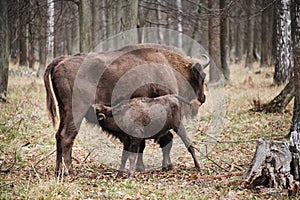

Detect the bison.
[
  {"left": 43, "top": 43, "right": 209, "bottom": 176},
  {"left": 93, "top": 94, "right": 200, "bottom": 177}
]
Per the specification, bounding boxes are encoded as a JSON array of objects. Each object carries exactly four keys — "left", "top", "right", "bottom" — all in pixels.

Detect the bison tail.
[{"left": 44, "top": 57, "right": 66, "bottom": 127}]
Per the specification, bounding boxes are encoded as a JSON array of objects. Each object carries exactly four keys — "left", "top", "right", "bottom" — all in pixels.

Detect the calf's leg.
[
  {"left": 128, "top": 138, "right": 142, "bottom": 177},
  {"left": 158, "top": 132, "right": 173, "bottom": 171},
  {"left": 136, "top": 139, "right": 146, "bottom": 172},
  {"left": 117, "top": 138, "right": 142, "bottom": 178}
]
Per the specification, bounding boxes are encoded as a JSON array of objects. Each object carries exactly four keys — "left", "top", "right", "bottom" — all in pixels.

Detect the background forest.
[
  {"left": 1, "top": 0, "right": 300, "bottom": 199},
  {"left": 1, "top": 0, "right": 291, "bottom": 82}
]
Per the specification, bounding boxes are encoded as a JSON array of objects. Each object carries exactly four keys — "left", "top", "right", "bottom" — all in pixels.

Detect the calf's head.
[{"left": 93, "top": 104, "right": 112, "bottom": 121}]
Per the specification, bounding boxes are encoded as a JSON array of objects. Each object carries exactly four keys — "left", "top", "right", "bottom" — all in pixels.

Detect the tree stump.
[{"left": 243, "top": 139, "right": 300, "bottom": 194}]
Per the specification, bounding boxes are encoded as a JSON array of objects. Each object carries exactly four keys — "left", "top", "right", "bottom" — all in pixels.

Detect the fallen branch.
[
  {"left": 193, "top": 146, "right": 229, "bottom": 172},
  {"left": 83, "top": 148, "right": 95, "bottom": 163}
]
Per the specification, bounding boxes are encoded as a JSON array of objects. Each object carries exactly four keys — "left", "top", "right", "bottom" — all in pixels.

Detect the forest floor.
[{"left": 0, "top": 62, "right": 295, "bottom": 199}]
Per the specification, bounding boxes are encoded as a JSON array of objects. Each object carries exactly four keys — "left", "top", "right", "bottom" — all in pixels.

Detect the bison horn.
[
  {"left": 98, "top": 113, "right": 106, "bottom": 121},
  {"left": 201, "top": 54, "right": 210, "bottom": 69}
]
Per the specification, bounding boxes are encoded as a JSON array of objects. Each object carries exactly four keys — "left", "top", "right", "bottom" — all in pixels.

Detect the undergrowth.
[{"left": 0, "top": 63, "right": 294, "bottom": 199}]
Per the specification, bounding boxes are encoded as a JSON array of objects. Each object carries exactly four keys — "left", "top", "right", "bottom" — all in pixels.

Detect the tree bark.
[
  {"left": 220, "top": 0, "right": 230, "bottom": 81},
  {"left": 47, "top": 0, "right": 54, "bottom": 62},
  {"left": 208, "top": 0, "right": 222, "bottom": 83},
  {"left": 37, "top": 0, "right": 48, "bottom": 77},
  {"left": 176, "top": 0, "right": 182, "bottom": 49},
  {"left": 274, "top": 0, "right": 292, "bottom": 86},
  {"left": 19, "top": 20, "right": 27, "bottom": 66},
  {"left": 79, "top": 0, "right": 92, "bottom": 52},
  {"left": 243, "top": 139, "right": 295, "bottom": 191},
  {"left": 28, "top": 4, "right": 35, "bottom": 69},
  {"left": 289, "top": 47, "right": 300, "bottom": 190},
  {"left": 0, "top": 0, "right": 9, "bottom": 102},
  {"left": 245, "top": 0, "right": 255, "bottom": 68},
  {"left": 260, "top": 0, "right": 270, "bottom": 67},
  {"left": 124, "top": 0, "right": 139, "bottom": 31},
  {"left": 258, "top": 77, "right": 295, "bottom": 113}
]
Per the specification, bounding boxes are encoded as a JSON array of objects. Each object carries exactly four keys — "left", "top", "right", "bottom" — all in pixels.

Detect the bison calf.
[{"left": 93, "top": 94, "right": 200, "bottom": 177}]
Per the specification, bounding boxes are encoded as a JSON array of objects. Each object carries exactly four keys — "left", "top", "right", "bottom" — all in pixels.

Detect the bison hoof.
[
  {"left": 162, "top": 164, "right": 173, "bottom": 171},
  {"left": 135, "top": 165, "right": 145, "bottom": 172}
]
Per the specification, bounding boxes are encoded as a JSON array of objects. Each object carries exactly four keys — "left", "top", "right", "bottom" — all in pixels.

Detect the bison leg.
[
  {"left": 158, "top": 132, "right": 173, "bottom": 171},
  {"left": 176, "top": 125, "right": 200, "bottom": 170},
  {"left": 117, "top": 138, "right": 142, "bottom": 178},
  {"left": 136, "top": 139, "right": 146, "bottom": 172},
  {"left": 128, "top": 138, "right": 142, "bottom": 177},
  {"left": 55, "top": 121, "right": 64, "bottom": 177},
  {"left": 116, "top": 144, "right": 130, "bottom": 178},
  {"left": 56, "top": 115, "right": 79, "bottom": 177}
]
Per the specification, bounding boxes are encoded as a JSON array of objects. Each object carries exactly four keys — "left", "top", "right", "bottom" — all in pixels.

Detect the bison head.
[{"left": 189, "top": 54, "right": 209, "bottom": 105}]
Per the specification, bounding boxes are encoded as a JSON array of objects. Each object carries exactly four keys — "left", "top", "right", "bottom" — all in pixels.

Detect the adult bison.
[{"left": 44, "top": 43, "right": 209, "bottom": 176}]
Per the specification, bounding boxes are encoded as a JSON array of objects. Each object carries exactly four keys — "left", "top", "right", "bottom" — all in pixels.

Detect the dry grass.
[{"left": 0, "top": 62, "right": 295, "bottom": 199}]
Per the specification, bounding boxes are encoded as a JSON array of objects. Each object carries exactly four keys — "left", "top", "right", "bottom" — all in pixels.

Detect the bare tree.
[{"left": 0, "top": 0, "right": 9, "bottom": 102}]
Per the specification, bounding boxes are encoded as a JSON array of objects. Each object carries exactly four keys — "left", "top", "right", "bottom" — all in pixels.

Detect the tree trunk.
[
  {"left": 289, "top": 0, "right": 300, "bottom": 194},
  {"left": 28, "top": 11, "right": 35, "bottom": 69},
  {"left": 79, "top": 0, "right": 92, "bottom": 52},
  {"left": 245, "top": 0, "right": 255, "bottom": 68},
  {"left": 124, "top": 0, "right": 139, "bottom": 31},
  {"left": 37, "top": 0, "right": 48, "bottom": 77},
  {"left": 208, "top": 0, "right": 222, "bottom": 83},
  {"left": 274, "top": 0, "right": 292, "bottom": 86},
  {"left": 176, "top": 0, "right": 182, "bottom": 49},
  {"left": 220, "top": 0, "right": 230, "bottom": 81},
  {"left": 257, "top": 77, "right": 295, "bottom": 113},
  {"left": 47, "top": 0, "right": 54, "bottom": 62},
  {"left": 0, "top": 0, "right": 9, "bottom": 102},
  {"left": 260, "top": 0, "right": 270, "bottom": 67},
  {"left": 8, "top": 0, "right": 19, "bottom": 65},
  {"left": 19, "top": 22, "right": 27, "bottom": 67},
  {"left": 156, "top": 0, "right": 163, "bottom": 44},
  {"left": 234, "top": 11, "right": 243, "bottom": 63},
  {"left": 199, "top": 0, "right": 208, "bottom": 52}
]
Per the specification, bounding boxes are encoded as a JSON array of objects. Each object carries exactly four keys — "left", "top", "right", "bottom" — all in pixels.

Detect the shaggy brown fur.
[{"left": 94, "top": 94, "right": 200, "bottom": 177}]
